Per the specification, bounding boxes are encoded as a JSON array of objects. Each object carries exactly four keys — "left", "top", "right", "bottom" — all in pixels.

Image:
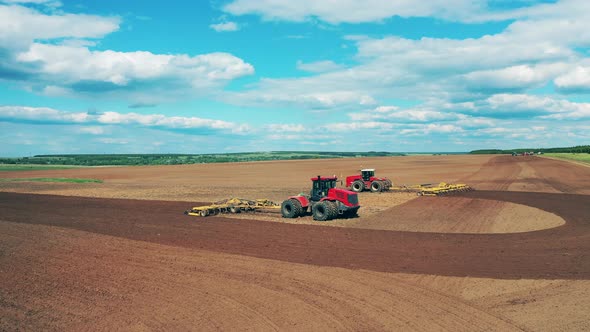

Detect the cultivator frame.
[
  {"left": 391, "top": 182, "right": 473, "bottom": 196},
  {"left": 185, "top": 198, "right": 280, "bottom": 217}
]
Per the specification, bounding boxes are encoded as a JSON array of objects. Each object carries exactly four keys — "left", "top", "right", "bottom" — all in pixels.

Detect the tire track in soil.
[
  {"left": 0, "top": 221, "right": 525, "bottom": 331},
  {"left": 1, "top": 189, "right": 589, "bottom": 280}
]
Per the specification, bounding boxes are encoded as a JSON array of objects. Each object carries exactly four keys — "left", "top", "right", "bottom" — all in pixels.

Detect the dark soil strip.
[{"left": 1, "top": 190, "right": 589, "bottom": 280}]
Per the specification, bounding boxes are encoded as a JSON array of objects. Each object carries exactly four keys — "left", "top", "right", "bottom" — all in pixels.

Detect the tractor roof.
[
  {"left": 361, "top": 168, "right": 375, "bottom": 172},
  {"left": 311, "top": 176, "right": 338, "bottom": 181}
]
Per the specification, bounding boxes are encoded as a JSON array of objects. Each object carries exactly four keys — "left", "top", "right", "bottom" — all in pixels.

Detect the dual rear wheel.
[
  {"left": 282, "top": 198, "right": 341, "bottom": 221},
  {"left": 312, "top": 201, "right": 338, "bottom": 221},
  {"left": 370, "top": 181, "right": 383, "bottom": 192},
  {"left": 281, "top": 198, "right": 304, "bottom": 218},
  {"left": 351, "top": 180, "right": 365, "bottom": 192}
]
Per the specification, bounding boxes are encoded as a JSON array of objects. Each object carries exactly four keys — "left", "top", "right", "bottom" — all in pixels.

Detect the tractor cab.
[
  {"left": 310, "top": 175, "right": 337, "bottom": 201},
  {"left": 361, "top": 169, "right": 375, "bottom": 181}
]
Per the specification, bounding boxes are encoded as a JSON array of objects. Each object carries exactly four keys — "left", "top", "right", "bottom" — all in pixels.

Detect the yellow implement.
[
  {"left": 416, "top": 182, "right": 473, "bottom": 196},
  {"left": 184, "top": 198, "right": 280, "bottom": 217},
  {"left": 391, "top": 182, "right": 473, "bottom": 196}
]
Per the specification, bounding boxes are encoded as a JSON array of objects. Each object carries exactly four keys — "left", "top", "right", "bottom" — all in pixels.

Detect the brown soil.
[
  {"left": 0, "top": 155, "right": 494, "bottom": 202},
  {"left": 2, "top": 155, "right": 590, "bottom": 331}
]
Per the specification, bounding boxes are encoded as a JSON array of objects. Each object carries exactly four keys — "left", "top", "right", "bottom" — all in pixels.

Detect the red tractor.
[
  {"left": 281, "top": 176, "right": 360, "bottom": 221},
  {"left": 345, "top": 168, "right": 392, "bottom": 193}
]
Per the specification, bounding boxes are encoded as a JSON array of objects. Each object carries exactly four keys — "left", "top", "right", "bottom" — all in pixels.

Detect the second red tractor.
[{"left": 345, "top": 168, "right": 392, "bottom": 192}]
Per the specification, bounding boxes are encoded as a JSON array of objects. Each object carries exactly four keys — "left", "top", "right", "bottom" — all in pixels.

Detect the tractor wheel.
[
  {"left": 312, "top": 201, "right": 331, "bottom": 221},
  {"left": 199, "top": 210, "right": 208, "bottom": 217},
  {"left": 281, "top": 199, "right": 302, "bottom": 218},
  {"left": 345, "top": 209, "right": 359, "bottom": 218},
  {"left": 229, "top": 206, "right": 240, "bottom": 213},
  {"left": 325, "top": 201, "right": 339, "bottom": 219},
  {"left": 351, "top": 180, "right": 364, "bottom": 192},
  {"left": 370, "top": 181, "right": 383, "bottom": 192}
]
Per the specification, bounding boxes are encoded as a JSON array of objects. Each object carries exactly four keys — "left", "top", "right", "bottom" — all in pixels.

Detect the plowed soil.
[{"left": 1, "top": 155, "right": 590, "bottom": 331}]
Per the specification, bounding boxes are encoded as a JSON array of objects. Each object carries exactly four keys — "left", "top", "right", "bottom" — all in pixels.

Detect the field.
[
  {"left": 1, "top": 155, "right": 590, "bottom": 331},
  {"left": 0, "top": 178, "right": 102, "bottom": 184},
  {"left": 543, "top": 153, "right": 590, "bottom": 165}
]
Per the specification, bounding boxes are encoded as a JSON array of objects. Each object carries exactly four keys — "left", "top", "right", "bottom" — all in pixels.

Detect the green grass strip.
[
  {"left": 0, "top": 177, "right": 102, "bottom": 183},
  {"left": 0, "top": 165, "right": 80, "bottom": 172},
  {"left": 543, "top": 153, "right": 590, "bottom": 165}
]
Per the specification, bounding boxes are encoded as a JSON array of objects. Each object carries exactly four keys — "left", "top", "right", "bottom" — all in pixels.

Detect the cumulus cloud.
[
  {"left": 218, "top": 0, "right": 590, "bottom": 113},
  {"left": 399, "top": 123, "right": 464, "bottom": 136},
  {"left": 0, "top": 4, "right": 254, "bottom": 102},
  {"left": 296, "top": 60, "right": 342, "bottom": 73},
  {"left": 0, "top": 4, "right": 120, "bottom": 49},
  {"left": 224, "top": 0, "right": 590, "bottom": 25},
  {"left": 0, "top": 105, "right": 251, "bottom": 134},
  {"left": 210, "top": 21, "right": 239, "bottom": 32},
  {"left": 266, "top": 124, "right": 307, "bottom": 132},
  {"left": 1, "top": 0, "right": 61, "bottom": 5},
  {"left": 442, "top": 93, "right": 590, "bottom": 120},
  {"left": 16, "top": 43, "right": 254, "bottom": 88},
  {"left": 463, "top": 64, "right": 568, "bottom": 92},
  {"left": 78, "top": 126, "right": 105, "bottom": 135},
  {"left": 323, "top": 121, "right": 395, "bottom": 132},
  {"left": 223, "top": 0, "right": 485, "bottom": 24},
  {"left": 225, "top": 80, "right": 377, "bottom": 110},
  {"left": 349, "top": 106, "right": 458, "bottom": 123},
  {"left": 554, "top": 64, "right": 590, "bottom": 93},
  {"left": 0, "top": 105, "right": 90, "bottom": 123}
]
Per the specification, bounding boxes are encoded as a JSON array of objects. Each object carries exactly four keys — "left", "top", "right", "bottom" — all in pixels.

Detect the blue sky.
[{"left": 0, "top": 0, "right": 589, "bottom": 156}]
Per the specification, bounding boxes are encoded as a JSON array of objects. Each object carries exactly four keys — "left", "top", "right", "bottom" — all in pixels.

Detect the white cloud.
[
  {"left": 0, "top": 4, "right": 119, "bottom": 49},
  {"left": 0, "top": 105, "right": 90, "bottom": 122},
  {"left": 0, "top": 4, "right": 254, "bottom": 103},
  {"left": 97, "top": 138, "right": 128, "bottom": 145},
  {"left": 78, "top": 126, "right": 105, "bottom": 135},
  {"left": 224, "top": 0, "right": 485, "bottom": 24},
  {"left": 209, "top": 21, "right": 239, "bottom": 32},
  {"left": 555, "top": 64, "right": 590, "bottom": 92},
  {"left": 466, "top": 93, "right": 590, "bottom": 120},
  {"left": 16, "top": 43, "right": 254, "bottom": 88},
  {"left": 323, "top": 121, "right": 394, "bottom": 132},
  {"left": 400, "top": 123, "right": 464, "bottom": 136},
  {"left": 349, "top": 106, "right": 458, "bottom": 123},
  {"left": 223, "top": 0, "right": 590, "bottom": 111},
  {"left": 266, "top": 124, "right": 306, "bottom": 132},
  {"left": 0, "top": 106, "right": 251, "bottom": 134},
  {"left": 296, "top": 60, "right": 342, "bottom": 73},
  {"left": 1, "top": 0, "right": 60, "bottom": 5},
  {"left": 224, "top": 0, "right": 590, "bottom": 26},
  {"left": 463, "top": 64, "right": 568, "bottom": 91},
  {"left": 225, "top": 82, "right": 377, "bottom": 110}
]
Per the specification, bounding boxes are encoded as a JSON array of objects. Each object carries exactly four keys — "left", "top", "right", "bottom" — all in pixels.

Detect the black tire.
[
  {"left": 325, "top": 201, "right": 338, "bottom": 219},
  {"left": 342, "top": 208, "right": 358, "bottom": 218},
  {"left": 384, "top": 179, "right": 393, "bottom": 189},
  {"left": 370, "top": 181, "right": 383, "bottom": 192},
  {"left": 199, "top": 210, "right": 208, "bottom": 217},
  {"left": 312, "top": 201, "right": 331, "bottom": 221},
  {"left": 229, "top": 206, "right": 240, "bottom": 213},
  {"left": 299, "top": 205, "right": 308, "bottom": 217},
  {"left": 350, "top": 180, "right": 364, "bottom": 192},
  {"left": 281, "top": 199, "right": 302, "bottom": 218}
]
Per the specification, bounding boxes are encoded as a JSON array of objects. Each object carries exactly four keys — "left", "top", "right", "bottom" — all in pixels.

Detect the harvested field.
[{"left": 1, "top": 155, "right": 590, "bottom": 331}]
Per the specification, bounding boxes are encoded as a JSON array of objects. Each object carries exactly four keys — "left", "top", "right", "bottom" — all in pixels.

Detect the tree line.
[
  {"left": 0, "top": 151, "right": 404, "bottom": 166},
  {"left": 470, "top": 145, "right": 590, "bottom": 154}
]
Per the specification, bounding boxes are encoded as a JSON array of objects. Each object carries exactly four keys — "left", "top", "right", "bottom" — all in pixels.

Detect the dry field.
[{"left": 1, "top": 154, "right": 590, "bottom": 331}]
